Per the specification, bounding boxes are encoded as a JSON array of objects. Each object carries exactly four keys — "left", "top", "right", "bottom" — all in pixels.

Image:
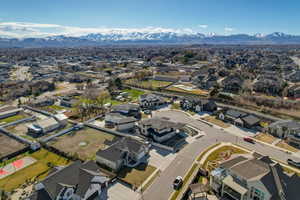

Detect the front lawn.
[
  {"left": 0, "top": 149, "right": 70, "bottom": 192},
  {"left": 118, "top": 163, "right": 156, "bottom": 187},
  {"left": 254, "top": 133, "right": 277, "bottom": 144},
  {"left": 275, "top": 141, "right": 299, "bottom": 153}
]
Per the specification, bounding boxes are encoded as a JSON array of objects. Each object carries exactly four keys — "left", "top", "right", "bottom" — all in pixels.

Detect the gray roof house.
[
  {"left": 138, "top": 117, "right": 185, "bottom": 143},
  {"left": 96, "top": 137, "right": 150, "bottom": 172},
  {"left": 104, "top": 112, "right": 138, "bottom": 131},
  {"left": 28, "top": 161, "right": 111, "bottom": 200},
  {"left": 268, "top": 120, "right": 300, "bottom": 139},
  {"left": 111, "top": 103, "right": 141, "bottom": 119},
  {"left": 139, "top": 93, "right": 166, "bottom": 110},
  {"left": 210, "top": 153, "right": 300, "bottom": 200},
  {"left": 180, "top": 97, "right": 217, "bottom": 112}
]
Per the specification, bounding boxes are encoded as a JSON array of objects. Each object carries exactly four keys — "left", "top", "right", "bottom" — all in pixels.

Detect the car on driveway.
[
  {"left": 287, "top": 159, "right": 300, "bottom": 169},
  {"left": 243, "top": 137, "right": 255, "bottom": 144},
  {"left": 173, "top": 176, "right": 183, "bottom": 190}
]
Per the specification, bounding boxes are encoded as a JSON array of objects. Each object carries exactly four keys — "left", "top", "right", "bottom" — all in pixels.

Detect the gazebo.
[{"left": 189, "top": 183, "right": 210, "bottom": 200}]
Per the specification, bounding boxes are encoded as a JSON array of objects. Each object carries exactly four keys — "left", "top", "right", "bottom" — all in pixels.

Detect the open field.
[
  {"left": 202, "top": 116, "right": 230, "bottom": 128},
  {"left": 166, "top": 84, "right": 209, "bottom": 96},
  {"left": 49, "top": 127, "right": 116, "bottom": 160},
  {"left": 125, "top": 79, "right": 173, "bottom": 89},
  {"left": 118, "top": 163, "right": 156, "bottom": 187},
  {"left": 0, "top": 149, "right": 70, "bottom": 192},
  {"left": 122, "top": 88, "right": 145, "bottom": 101},
  {"left": 275, "top": 141, "right": 299, "bottom": 153},
  {"left": 41, "top": 104, "right": 66, "bottom": 113},
  {"left": 254, "top": 133, "right": 277, "bottom": 144},
  {"left": 0, "top": 114, "right": 28, "bottom": 124},
  {"left": 0, "top": 133, "right": 26, "bottom": 158}
]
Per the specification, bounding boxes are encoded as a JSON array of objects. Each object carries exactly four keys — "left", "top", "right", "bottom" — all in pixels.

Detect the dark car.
[
  {"left": 287, "top": 159, "right": 300, "bottom": 169},
  {"left": 243, "top": 137, "right": 255, "bottom": 144},
  {"left": 173, "top": 176, "right": 183, "bottom": 190}
]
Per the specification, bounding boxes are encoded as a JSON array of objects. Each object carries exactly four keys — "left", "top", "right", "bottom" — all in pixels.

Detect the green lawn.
[
  {"left": 0, "top": 149, "right": 70, "bottom": 192},
  {"left": 122, "top": 88, "right": 145, "bottom": 100},
  {"left": 118, "top": 163, "right": 156, "bottom": 187},
  {"left": 43, "top": 104, "right": 66, "bottom": 111},
  {"left": 0, "top": 114, "right": 27, "bottom": 124}
]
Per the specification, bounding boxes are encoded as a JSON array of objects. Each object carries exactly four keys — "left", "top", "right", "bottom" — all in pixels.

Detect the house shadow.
[
  {"left": 151, "top": 146, "right": 173, "bottom": 157},
  {"left": 117, "top": 162, "right": 148, "bottom": 179}
]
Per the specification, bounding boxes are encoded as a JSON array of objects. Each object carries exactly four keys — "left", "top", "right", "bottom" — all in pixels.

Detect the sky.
[{"left": 0, "top": 0, "right": 299, "bottom": 38}]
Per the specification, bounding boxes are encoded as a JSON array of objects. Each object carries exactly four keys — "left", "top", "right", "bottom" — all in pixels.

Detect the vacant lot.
[
  {"left": 118, "top": 163, "right": 156, "bottom": 187},
  {"left": 0, "top": 133, "right": 26, "bottom": 158},
  {"left": 254, "top": 133, "right": 277, "bottom": 144},
  {"left": 49, "top": 128, "right": 116, "bottom": 160},
  {"left": 166, "top": 85, "right": 209, "bottom": 96},
  {"left": 202, "top": 116, "right": 230, "bottom": 128},
  {"left": 0, "top": 149, "right": 70, "bottom": 192},
  {"left": 276, "top": 141, "right": 299, "bottom": 153}
]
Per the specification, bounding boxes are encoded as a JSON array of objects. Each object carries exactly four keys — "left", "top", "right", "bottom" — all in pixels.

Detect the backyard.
[
  {"left": 0, "top": 133, "right": 26, "bottom": 158},
  {"left": 0, "top": 149, "right": 70, "bottom": 192},
  {"left": 118, "top": 163, "right": 157, "bottom": 188},
  {"left": 0, "top": 114, "right": 28, "bottom": 124},
  {"left": 48, "top": 127, "right": 117, "bottom": 160}
]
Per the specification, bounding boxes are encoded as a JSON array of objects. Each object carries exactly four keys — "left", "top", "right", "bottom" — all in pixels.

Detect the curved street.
[{"left": 142, "top": 110, "right": 299, "bottom": 200}]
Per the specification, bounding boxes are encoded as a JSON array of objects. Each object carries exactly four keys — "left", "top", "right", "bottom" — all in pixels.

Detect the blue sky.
[{"left": 0, "top": 0, "right": 299, "bottom": 37}]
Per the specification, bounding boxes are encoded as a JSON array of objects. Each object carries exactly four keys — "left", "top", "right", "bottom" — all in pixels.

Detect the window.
[{"left": 250, "top": 187, "right": 265, "bottom": 200}]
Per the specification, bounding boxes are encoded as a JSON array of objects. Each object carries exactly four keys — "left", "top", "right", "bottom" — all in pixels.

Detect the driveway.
[
  {"left": 148, "top": 146, "right": 177, "bottom": 171},
  {"left": 142, "top": 110, "right": 300, "bottom": 200},
  {"left": 105, "top": 181, "right": 140, "bottom": 200}
]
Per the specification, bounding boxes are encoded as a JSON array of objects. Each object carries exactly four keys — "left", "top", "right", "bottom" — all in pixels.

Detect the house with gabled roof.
[
  {"left": 28, "top": 160, "right": 111, "bottom": 200},
  {"left": 210, "top": 152, "right": 300, "bottom": 200}
]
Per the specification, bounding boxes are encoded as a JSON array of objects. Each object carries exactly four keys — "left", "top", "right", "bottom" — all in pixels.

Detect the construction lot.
[
  {"left": 0, "top": 133, "right": 26, "bottom": 158},
  {"left": 48, "top": 127, "right": 117, "bottom": 160}
]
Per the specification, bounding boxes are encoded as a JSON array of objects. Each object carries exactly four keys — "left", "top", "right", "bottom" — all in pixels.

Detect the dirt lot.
[
  {"left": 0, "top": 133, "right": 26, "bottom": 158},
  {"left": 49, "top": 127, "right": 117, "bottom": 160},
  {"left": 276, "top": 141, "right": 299, "bottom": 153},
  {"left": 202, "top": 116, "right": 230, "bottom": 128},
  {"left": 254, "top": 133, "right": 277, "bottom": 144}
]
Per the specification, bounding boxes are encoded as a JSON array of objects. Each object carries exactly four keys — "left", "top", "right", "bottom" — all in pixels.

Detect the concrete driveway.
[
  {"left": 105, "top": 181, "right": 140, "bottom": 200},
  {"left": 148, "top": 146, "right": 177, "bottom": 171}
]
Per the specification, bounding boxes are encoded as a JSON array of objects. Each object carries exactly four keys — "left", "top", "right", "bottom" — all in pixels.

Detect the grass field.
[
  {"left": 0, "top": 133, "right": 26, "bottom": 158},
  {"left": 0, "top": 114, "right": 27, "bottom": 124},
  {"left": 49, "top": 128, "right": 116, "bottom": 160},
  {"left": 202, "top": 116, "right": 230, "bottom": 128},
  {"left": 0, "top": 149, "right": 70, "bottom": 192},
  {"left": 118, "top": 163, "right": 156, "bottom": 187},
  {"left": 166, "top": 85, "right": 209, "bottom": 96},
  {"left": 125, "top": 79, "right": 172, "bottom": 89},
  {"left": 43, "top": 104, "right": 66, "bottom": 111},
  {"left": 122, "top": 88, "right": 145, "bottom": 100},
  {"left": 254, "top": 133, "right": 277, "bottom": 144}
]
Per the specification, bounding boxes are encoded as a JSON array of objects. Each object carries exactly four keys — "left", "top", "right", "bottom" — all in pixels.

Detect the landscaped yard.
[
  {"left": 42, "top": 104, "right": 66, "bottom": 111},
  {"left": 202, "top": 116, "right": 230, "bottom": 128},
  {"left": 0, "top": 114, "right": 27, "bottom": 124},
  {"left": 275, "top": 141, "right": 299, "bottom": 153},
  {"left": 254, "top": 133, "right": 277, "bottom": 144},
  {"left": 118, "top": 163, "right": 156, "bottom": 188},
  {"left": 125, "top": 79, "right": 173, "bottom": 90},
  {"left": 203, "top": 145, "right": 246, "bottom": 171},
  {"left": 122, "top": 88, "right": 145, "bottom": 101},
  {"left": 0, "top": 149, "right": 70, "bottom": 192},
  {"left": 49, "top": 127, "right": 117, "bottom": 160}
]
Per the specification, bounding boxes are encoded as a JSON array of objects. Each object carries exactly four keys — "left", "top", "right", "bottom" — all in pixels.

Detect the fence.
[
  {"left": 40, "top": 126, "right": 76, "bottom": 143},
  {"left": 1, "top": 116, "right": 36, "bottom": 128},
  {"left": 22, "top": 105, "right": 54, "bottom": 117}
]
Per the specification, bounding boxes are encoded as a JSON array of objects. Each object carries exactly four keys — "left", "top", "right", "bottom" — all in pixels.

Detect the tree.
[{"left": 114, "top": 78, "right": 122, "bottom": 89}]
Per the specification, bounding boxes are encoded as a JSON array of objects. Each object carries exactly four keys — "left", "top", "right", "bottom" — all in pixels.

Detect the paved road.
[{"left": 142, "top": 110, "right": 299, "bottom": 200}]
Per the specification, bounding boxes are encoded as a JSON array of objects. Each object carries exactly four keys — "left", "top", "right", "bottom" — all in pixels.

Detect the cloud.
[
  {"left": 0, "top": 21, "right": 197, "bottom": 38},
  {"left": 198, "top": 24, "right": 208, "bottom": 29},
  {"left": 224, "top": 27, "right": 235, "bottom": 32}
]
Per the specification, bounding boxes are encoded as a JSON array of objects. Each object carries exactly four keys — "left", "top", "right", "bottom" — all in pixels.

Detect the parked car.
[
  {"left": 243, "top": 137, "right": 255, "bottom": 144},
  {"left": 173, "top": 176, "right": 183, "bottom": 190},
  {"left": 287, "top": 159, "right": 300, "bottom": 169},
  {"left": 144, "top": 110, "right": 151, "bottom": 115}
]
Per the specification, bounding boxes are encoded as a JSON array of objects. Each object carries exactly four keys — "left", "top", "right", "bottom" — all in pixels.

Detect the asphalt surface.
[{"left": 141, "top": 110, "right": 299, "bottom": 200}]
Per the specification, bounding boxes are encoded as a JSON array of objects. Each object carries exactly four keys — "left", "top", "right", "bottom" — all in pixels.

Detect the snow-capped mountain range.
[{"left": 1, "top": 31, "right": 300, "bottom": 47}]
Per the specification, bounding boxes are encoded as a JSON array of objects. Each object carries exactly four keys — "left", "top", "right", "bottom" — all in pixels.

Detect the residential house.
[
  {"left": 28, "top": 160, "right": 111, "bottom": 200},
  {"left": 111, "top": 103, "right": 141, "bottom": 119},
  {"left": 104, "top": 113, "right": 137, "bottom": 131},
  {"left": 60, "top": 96, "right": 79, "bottom": 108},
  {"left": 0, "top": 105, "right": 23, "bottom": 119},
  {"left": 210, "top": 153, "right": 300, "bottom": 200},
  {"left": 27, "top": 117, "right": 61, "bottom": 135},
  {"left": 29, "top": 98, "right": 55, "bottom": 107},
  {"left": 96, "top": 137, "right": 150, "bottom": 172},
  {"left": 268, "top": 120, "right": 300, "bottom": 141},
  {"left": 139, "top": 93, "right": 167, "bottom": 110},
  {"left": 180, "top": 97, "right": 217, "bottom": 112},
  {"left": 138, "top": 117, "right": 185, "bottom": 143},
  {"left": 221, "top": 75, "right": 244, "bottom": 93}
]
